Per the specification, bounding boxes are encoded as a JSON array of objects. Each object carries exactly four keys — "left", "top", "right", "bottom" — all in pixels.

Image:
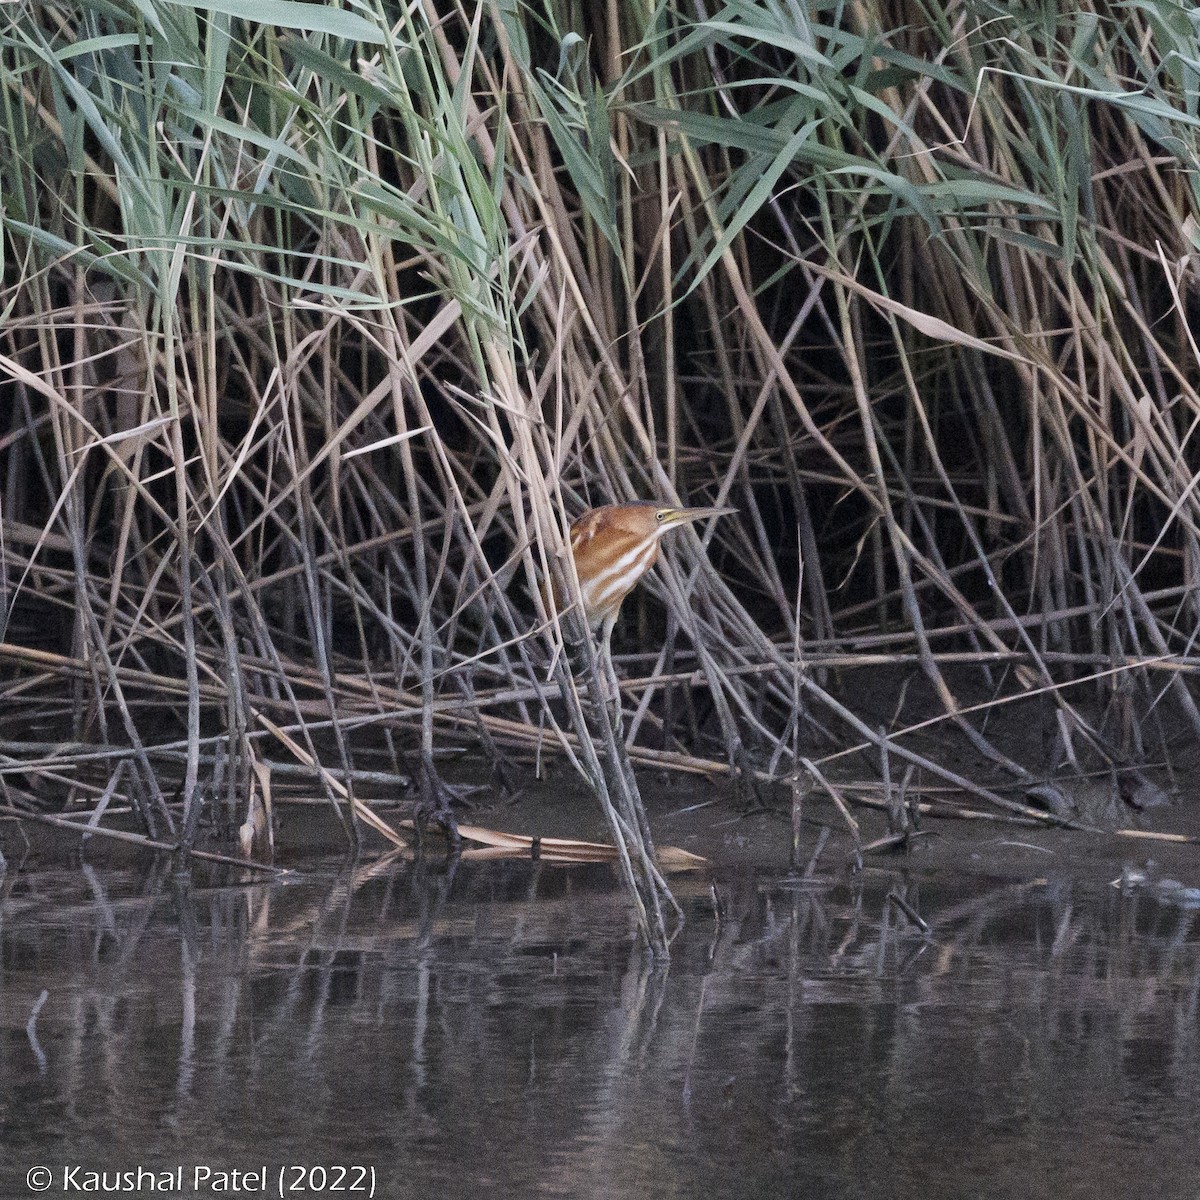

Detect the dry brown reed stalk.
[{"left": 5, "top": 0, "right": 1200, "bottom": 951}]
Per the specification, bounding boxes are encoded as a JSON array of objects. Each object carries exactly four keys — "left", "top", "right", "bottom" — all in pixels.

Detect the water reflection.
[{"left": 1, "top": 852, "right": 1199, "bottom": 1198}]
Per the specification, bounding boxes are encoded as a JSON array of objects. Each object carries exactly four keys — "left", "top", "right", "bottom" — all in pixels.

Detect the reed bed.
[{"left": 3, "top": 0, "right": 1200, "bottom": 947}]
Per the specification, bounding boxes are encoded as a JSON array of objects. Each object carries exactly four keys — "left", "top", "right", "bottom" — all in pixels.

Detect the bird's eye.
[{"left": 656, "top": 510, "right": 666, "bottom": 522}]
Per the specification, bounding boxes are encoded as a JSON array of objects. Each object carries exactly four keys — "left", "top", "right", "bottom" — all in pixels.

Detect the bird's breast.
[{"left": 572, "top": 527, "right": 660, "bottom": 624}]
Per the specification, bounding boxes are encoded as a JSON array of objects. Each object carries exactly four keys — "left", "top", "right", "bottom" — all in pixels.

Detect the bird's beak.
[{"left": 662, "top": 505, "right": 738, "bottom": 528}]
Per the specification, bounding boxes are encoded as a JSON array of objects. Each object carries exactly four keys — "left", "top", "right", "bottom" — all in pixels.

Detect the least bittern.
[
  {"left": 551, "top": 500, "right": 733, "bottom": 950},
  {"left": 552, "top": 500, "right": 736, "bottom": 651}
]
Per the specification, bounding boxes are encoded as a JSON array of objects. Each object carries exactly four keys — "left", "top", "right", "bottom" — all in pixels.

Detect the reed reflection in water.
[{"left": 1, "top": 853, "right": 1198, "bottom": 1199}]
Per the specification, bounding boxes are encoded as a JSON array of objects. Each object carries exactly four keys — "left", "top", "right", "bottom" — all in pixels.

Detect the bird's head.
[{"left": 648, "top": 503, "right": 738, "bottom": 536}]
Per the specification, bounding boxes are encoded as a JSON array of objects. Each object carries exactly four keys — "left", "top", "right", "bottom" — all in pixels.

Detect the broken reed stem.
[
  {"left": 0, "top": 803, "right": 281, "bottom": 873},
  {"left": 789, "top": 770, "right": 807, "bottom": 870},
  {"left": 803, "top": 825, "right": 830, "bottom": 879}
]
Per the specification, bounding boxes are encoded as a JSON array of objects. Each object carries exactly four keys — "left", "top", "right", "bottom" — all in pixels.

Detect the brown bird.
[{"left": 556, "top": 501, "right": 736, "bottom": 645}]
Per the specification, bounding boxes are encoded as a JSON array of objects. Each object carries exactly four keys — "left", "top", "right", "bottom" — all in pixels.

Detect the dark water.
[{"left": 2, "top": 850, "right": 1199, "bottom": 1199}]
